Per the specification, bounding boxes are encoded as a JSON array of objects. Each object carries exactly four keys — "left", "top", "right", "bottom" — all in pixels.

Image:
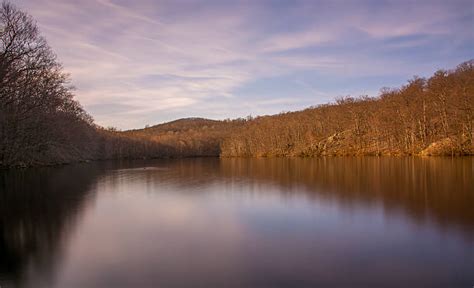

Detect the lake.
[{"left": 0, "top": 157, "right": 473, "bottom": 287}]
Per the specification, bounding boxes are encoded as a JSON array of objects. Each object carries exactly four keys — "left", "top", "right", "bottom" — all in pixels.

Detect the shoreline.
[{"left": 2, "top": 153, "right": 473, "bottom": 170}]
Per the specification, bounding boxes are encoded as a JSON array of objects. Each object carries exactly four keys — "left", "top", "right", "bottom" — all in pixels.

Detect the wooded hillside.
[
  {"left": 221, "top": 61, "right": 474, "bottom": 157},
  {"left": 0, "top": 2, "right": 99, "bottom": 166},
  {"left": 0, "top": 2, "right": 472, "bottom": 168},
  {"left": 0, "top": 2, "right": 240, "bottom": 167},
  {"left": 122, "top": 118, "right": 246, "bottom": 157}
]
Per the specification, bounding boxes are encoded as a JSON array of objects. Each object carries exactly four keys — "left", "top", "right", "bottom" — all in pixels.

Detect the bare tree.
[{"left": 0, "top": 2, "right": 94, "bottom": 166}]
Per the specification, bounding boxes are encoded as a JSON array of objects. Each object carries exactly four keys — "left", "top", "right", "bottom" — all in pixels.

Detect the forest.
[
  {"left": 221, "top": 61, "right": 474, "bottom": 157},
  {"left": 0, "top": 2, "right": 472, "bottom": 168}
]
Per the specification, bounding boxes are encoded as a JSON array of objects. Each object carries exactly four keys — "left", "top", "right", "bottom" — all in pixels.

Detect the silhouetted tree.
[{"left": 0, "top": 2, "right": 96, "bottom": 166}]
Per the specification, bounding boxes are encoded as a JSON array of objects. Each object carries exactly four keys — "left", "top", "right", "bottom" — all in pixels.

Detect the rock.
[{"left": 420, "top": 138, "right": 458, "bottom": 156}]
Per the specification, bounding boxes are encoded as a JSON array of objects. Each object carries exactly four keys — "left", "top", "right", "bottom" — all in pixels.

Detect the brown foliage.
[
  {"left": 1, "top": 2, "right": 472, "bottom": 167},
  {"left": 221, "top": 61, "right": 474, "bottom": 157},
  {"left": 0, "top": 2, "right": 247, "bottom": 167},
  {"left": 0, "top": 2, "right": 97, "bottom": 166},
  {"left": 122, "top": 118, "right": 246, "bottom": 157}
]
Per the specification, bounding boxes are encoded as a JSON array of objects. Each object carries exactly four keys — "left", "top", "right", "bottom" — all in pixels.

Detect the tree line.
[
  {"left": 0, "top": 2, "right": 241, "bottom": 167},
  {"left": 221, "top": 61, "right": 473, "bottom": 157},
  {"left": 0, "top": 2, "right": 99, "bottom": 167},
  {"left": 0, "top": 2, "right": 472, "bottom": 168}
]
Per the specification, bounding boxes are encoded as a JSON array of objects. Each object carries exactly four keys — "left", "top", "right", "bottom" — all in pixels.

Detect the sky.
[{"left": 15, "top": 0, "right": 474, "bottom": 129}]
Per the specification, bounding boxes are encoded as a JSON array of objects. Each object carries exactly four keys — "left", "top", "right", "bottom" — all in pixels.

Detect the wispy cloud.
[{"left": 16, "top": 0, "right": 474, "bottom": 129}]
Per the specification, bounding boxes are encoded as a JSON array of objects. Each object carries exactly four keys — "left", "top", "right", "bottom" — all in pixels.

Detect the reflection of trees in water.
[
  {"left": 219, "top": 157, "right": 474, "bottom": 239},
  {"left": 0, "top": 164, "right": 103, "bottom": 287},
  {"left": 0, "top": 157, "right": 472, "bottom": 286},
  {"left": 102, "top": 157, "right": 474, "bottom": 239},
  {"left": 123, "top": 157, "right": 473, "bottom": 239}
]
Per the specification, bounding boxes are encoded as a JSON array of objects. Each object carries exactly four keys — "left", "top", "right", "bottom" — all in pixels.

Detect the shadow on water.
[{"left": 0, "top": 164, "right": 104, "bottom": 288}]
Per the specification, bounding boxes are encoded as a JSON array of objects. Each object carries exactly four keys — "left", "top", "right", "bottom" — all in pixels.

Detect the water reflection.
[
  {"left": 0, "top": 157, "right": 473, "bottom": 287},
  {"left": 0, "top": 164, "right": 103, "bottom": 288},
  {"left": 220, "top": 157, "right": 474, "bottom": 239}
]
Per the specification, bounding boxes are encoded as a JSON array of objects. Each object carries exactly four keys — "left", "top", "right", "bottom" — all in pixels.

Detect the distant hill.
[
  {"left": 116, "top": 60, "right": 474, "bottom": 159},
  {"left": 3, "top": 0, "right": 472, "bottom": 168},
  {"left": 128, "top": 118, "right": 226, "bottom": 134},
  {"left": 119, "top": 117, "right": 246, "bottom": 157}
]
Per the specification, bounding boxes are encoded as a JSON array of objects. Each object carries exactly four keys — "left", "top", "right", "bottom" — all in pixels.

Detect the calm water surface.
[{"left": 0, "top": 158, "right": 473, "bottom": 287}]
